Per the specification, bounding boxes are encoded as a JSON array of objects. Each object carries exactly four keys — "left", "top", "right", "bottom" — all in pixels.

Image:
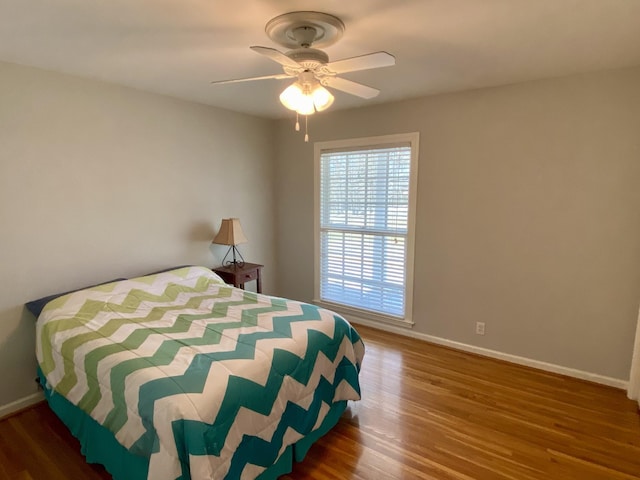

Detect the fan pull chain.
[
  {"left": 295, "top": 112, "right": 300, "bottom": 132},
  {"left": 304, "top": 115, "right": 309, "bottom": 142}
]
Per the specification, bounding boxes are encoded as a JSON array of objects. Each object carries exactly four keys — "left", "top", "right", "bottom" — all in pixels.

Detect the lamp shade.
[{"left": 212, "top": 218, "right": 248, "bottom": 246}]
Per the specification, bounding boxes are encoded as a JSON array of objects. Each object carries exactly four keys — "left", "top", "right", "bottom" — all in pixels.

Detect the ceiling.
[{"left": 1, "top": 0, "right": 640, "bottom": 119}]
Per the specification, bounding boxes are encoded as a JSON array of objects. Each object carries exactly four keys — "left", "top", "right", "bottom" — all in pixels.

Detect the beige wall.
[
  {"left": 0, "top": 61, "right": 276, "bottom": 409},
  {"left": 275, "top": 66, "right": 640, "bottom": 381},
  {"left": 2, "top": 60, "right": 639, "bottom": 411}
]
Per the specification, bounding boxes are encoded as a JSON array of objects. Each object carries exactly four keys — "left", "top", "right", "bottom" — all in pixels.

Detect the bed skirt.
[{"left": 37, "top": 369, "right": 348, "bottom": 480}]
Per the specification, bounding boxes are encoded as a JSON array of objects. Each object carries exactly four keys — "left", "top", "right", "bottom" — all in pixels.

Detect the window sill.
[{"left": 312, "top": 299, "right": 414, "bottom": 329}]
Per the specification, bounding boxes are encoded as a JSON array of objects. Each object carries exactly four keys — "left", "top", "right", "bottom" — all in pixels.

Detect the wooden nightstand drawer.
[
  {"left": 241, "top": 269, "right": 258, "bottom": 282},
  {"left": 212, "top": 263, "right": 263, "bottom": 293}
]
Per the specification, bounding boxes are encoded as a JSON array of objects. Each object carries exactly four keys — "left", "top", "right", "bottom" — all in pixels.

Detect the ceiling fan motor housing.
[{"left": 286, "top": 48, "right": 329, "bottom": 71}]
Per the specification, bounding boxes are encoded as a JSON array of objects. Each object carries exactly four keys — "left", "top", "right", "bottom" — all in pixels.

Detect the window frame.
[{"left": 313, "top": 132, "right": 419, "bottom": 328}]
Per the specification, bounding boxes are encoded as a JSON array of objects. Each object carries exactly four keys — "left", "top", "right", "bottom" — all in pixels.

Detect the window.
[{"left": 314, "top": 133, "right": 419, "bottom": 326}]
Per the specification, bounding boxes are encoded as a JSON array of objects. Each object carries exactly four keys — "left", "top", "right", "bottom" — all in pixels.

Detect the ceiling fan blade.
[
  {"left": 325, "top": 51, "right": 395, "bottom": 74},
  {"left": 211, "top": 73, "right": 292, "bottom": 85},
  {"left": 324, "top": 77, "right": 380, "bottom": 99},
  {"left": 250, "top": 46, "right": 301, "bottom": 69}
]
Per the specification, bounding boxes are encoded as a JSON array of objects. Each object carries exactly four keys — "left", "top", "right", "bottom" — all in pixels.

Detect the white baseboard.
[
  {"left": 0, "top": 391, "right": 44, "bottom": 420},
  {"left": 350, "top": 317, "right": 628, "bottom": 390},
  {"left": 0, "top": 325, "right": 626, "bottom": 420}
]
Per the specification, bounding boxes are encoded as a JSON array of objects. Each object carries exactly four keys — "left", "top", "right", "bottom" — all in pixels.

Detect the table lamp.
[{"left": 212, "top": 218, "right": 247, "bottom": 267}]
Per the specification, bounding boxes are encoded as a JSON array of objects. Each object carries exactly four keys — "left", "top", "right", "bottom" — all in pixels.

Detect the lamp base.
[{"left": 221, "top": 245, "right": 245, "bottom": 268}]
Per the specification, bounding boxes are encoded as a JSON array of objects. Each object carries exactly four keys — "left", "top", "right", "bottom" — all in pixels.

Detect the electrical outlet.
[{"left": 475, "top": 322, "right": 485, "bottom": 335}]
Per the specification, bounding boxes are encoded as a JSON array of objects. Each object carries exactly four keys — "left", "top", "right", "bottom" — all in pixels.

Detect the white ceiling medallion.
[{"left": 264, "top": 11, "right": 345, "bottom": 49}]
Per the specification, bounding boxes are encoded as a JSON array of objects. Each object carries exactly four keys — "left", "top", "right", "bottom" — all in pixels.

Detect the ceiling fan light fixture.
[
  {"left": 311, "top": 85, "right": 334, "bottom": 112},
  {"left": 279, "top": 82, "right": 304, "bottom": 111},
  {"left": 279, "top": 79, "right": 333, "bottom": 115},
  {"left": 296, "top": 92, "right": 316, "bottom": 115}
]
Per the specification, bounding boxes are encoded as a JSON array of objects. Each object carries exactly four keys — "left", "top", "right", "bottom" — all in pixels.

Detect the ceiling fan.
[{"left": 211, "top": 11, "right": 395, "bottom": 132}]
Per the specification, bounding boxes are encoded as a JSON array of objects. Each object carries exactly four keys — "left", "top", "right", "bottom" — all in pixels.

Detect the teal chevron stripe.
[
  {"left": 78, "top": 288, "right": 282, "bottom": 414},
  {"left": 79, "top": 313, "right": 207, "bottom": 412},
  {"left": 52, "top": 290, "right": 235, "bottom": 397},
  {"left": 74, "top": 287, "right": 251, "bottom": 404},
  {"left": 176, "top": 373, "right": 356, "bottom": 480},
  {"left": 40, "top": 275, "right": 216, "bottom": 376},
  {"left": 177, "top": 353, "right": 360, "bottom": 479},
  {"left": 102, "top": 296, "right": 291, "bottom": 434},
  {"left": 60, "top": 290, "right": 234, "bottom": 399},
  {"left": 128, "top": 307, "right": 360, "bottom": 458},
  {"left": 226, "top": 373, "right": 357, "bottom": 479}
]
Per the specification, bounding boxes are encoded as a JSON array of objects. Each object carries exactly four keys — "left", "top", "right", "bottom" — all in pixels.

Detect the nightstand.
[{"left": 213, "top": 263, "right": 263, "bottom": 293}]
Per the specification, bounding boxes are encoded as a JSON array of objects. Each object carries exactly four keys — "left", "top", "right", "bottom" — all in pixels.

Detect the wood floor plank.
[{"left": 1, "top": 324, "right": 639, "bottom": 479}]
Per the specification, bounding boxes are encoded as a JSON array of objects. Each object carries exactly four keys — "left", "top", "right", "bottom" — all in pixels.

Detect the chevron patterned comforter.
[{"left": 36, "top": 266, "right": 364, "bottom": 479}]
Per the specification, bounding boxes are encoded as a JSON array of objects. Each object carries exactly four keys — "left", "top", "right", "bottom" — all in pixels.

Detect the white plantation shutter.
[{"left": 318, "top": 139, "right": 415, "bottom": 319}]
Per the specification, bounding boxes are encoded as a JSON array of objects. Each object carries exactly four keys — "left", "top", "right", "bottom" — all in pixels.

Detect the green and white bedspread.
[{"left": 36, "top": 266, "right": 364, "bottom": 480}]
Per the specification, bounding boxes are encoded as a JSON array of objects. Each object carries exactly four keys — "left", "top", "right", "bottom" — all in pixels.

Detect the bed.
[{"left": 32, "top": 265, "right": 364, "bottom": 480}]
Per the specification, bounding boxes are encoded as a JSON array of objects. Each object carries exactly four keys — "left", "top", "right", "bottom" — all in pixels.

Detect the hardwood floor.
[{"left": 1, "top": 324, "right": 639, "bottom": 479}]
